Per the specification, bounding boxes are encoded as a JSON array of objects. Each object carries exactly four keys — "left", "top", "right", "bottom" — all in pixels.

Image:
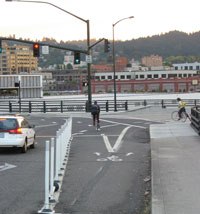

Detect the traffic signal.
[
  {"left": 33, "top": 43, "right": 40, "bottom": 57},
  {"left": 74, "top": 51, "right": 81, "bottom": 64},
  {"left": 0, "top": 40, "right": 2, "bottom": 54},
  {"left": 82, "top": 81, "right": 88, "bottom": 87},
  {"left": 104, "top": 39, "right": 110, "bottom": 53}
]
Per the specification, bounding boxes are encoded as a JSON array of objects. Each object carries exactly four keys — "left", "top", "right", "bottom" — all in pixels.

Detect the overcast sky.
[{"left": 1, "top": 0, "right": 200, "bottom": 42}]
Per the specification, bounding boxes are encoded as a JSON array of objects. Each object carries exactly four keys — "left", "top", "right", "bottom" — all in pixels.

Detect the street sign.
[
  {"left": 42, "top": 46, "right": 49, "bottom": 55},
  {"left": 86, "top": 55, "right": 92, "bottom": 63}
]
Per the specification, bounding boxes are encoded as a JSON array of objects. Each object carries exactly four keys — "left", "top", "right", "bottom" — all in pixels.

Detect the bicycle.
[{"left": 171, "top": 110, "right": 191, "bottom": 122}]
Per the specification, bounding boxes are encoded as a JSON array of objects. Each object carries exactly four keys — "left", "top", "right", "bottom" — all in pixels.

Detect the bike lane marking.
[{"left": 0, "top": 163, "right": 16, "bottom": 172}]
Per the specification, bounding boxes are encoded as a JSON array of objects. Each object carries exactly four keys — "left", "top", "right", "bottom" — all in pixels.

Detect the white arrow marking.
[
  {"left": 126, "top": 152, "right": 134, "bottom": 156},
  {"left": 102, "top": 134, "right": 114, "bottom": 153},
  {"left": 0, "top": 163, "right": 16, "bottom": 172},
  {"left": 94, "top": 152, "right": 101, "bottom": 156},
  {"left": 102, "top": 126, "right": 132, "bottom": 153},
  {"left": 113, "top": 126, "right": 132, "bottom": 152}
]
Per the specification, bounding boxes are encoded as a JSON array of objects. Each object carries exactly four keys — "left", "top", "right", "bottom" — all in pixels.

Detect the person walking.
[{"left": 91, "top": 101, "right": 100, "bottom": 129}]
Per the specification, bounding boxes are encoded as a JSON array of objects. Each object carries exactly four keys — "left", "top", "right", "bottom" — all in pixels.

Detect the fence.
[
  {"left": 38, "top": 117, "right": 72, "bottom": 214},
  {"left": 191, "top": 106, "right": 200, "bottom": 135},
  {"left": 0, "top": 99, "right": 200, "bottom": 113}
]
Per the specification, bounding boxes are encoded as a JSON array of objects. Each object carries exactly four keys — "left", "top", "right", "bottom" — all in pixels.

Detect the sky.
[{"left": 1, "top": 0, "right": 200, "bottom": 42}]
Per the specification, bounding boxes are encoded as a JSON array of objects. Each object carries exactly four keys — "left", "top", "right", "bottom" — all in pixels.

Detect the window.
[
  {"left": 161, "top": 74, "right": 166, "bottom": 78},
  {"left": 120, "top": 75, "right": 125, "bottom": 79},
  {"left": 127, "top": 75, "right": 131, "bottom": 79},
  {"left": 101, "top": 76, "right": 105, "bottom": 80},
  {"left": 147, "top": 74, "right": 152, "bottom": 79},
  {"left": 140, "top": 75, "right": 144, "bottom": 79},
  {"left": 184, "top": 66, "right": 188, "bottom": 70},
  {"left": 178, "top": 74, "right": 182, "bottom": 78},
  {"left": 153, "top": 74, "right": 159, "bottom": 78},
  {"left": 21, "top": 119, "right": 29, "bottom": 128},
  {"left": 189, "top": 66, "right": 193, "bottom": 70},
  {"left": 108, "top": 76, "right": 112, "bottom": 80}
]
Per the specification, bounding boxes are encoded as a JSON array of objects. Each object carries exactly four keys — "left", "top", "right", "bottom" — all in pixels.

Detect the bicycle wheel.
[
  {"left": 171, "top": 111, "right": 179, "bottom": 121},
  {"left": 180, "top": 112, "right": 187, "bottom": 122}
]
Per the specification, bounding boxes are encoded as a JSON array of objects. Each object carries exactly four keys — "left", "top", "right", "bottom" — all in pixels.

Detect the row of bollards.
[{"left": 38, "top": 117, "right": 72, "bottom": 214}]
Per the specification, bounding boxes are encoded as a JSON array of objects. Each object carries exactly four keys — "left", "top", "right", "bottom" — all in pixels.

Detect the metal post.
[
  {"left": 112, "top": 25, "right": 117, "bottom": 112},
  {"left": 112, "top": 16, "right": 134, "bottom": 112},
  {"left": 49, "top": 138, "right": 55, "bottom": 202}
]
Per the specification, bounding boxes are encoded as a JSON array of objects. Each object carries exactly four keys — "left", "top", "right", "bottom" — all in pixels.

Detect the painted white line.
[
  {"left": 102, "top": 134, "right": 114, "bottom": 153},
  {"left": 101, "top": 124, "right": 119, "bottom": 129},
  {"left": 71, "top": 198, "right": 77, "bottom": 206},
  {"left": 72, "top": 133, "right": 84, "bottom": 136},
  {"left": 36, "top": 135, "right": 56, "bottom": 138},
  {"left": 100, "top": 119, "right": 147, "bottom": 129},
  {"left": 0, "top": 163, "right": 16, "bottom": 172},
  {"left": 36, "top": 124, "right": 58, "bottom": 128},
  {"left": 126, "top": 152, "right": 134, "bottom": 156},
  {"left": 80, "top": 130, "right": 87, "bottom": 133},
  {"left": 73, "top": 134, "right": 118, "bottom": 137},
  {"left": 113, "top": 126, "right": 132, "bottom": 152}
]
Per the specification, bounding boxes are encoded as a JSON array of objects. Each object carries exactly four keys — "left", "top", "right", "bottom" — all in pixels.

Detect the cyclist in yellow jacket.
[{"left": 177, "top": 97, "right": 188, "bottom": 120}]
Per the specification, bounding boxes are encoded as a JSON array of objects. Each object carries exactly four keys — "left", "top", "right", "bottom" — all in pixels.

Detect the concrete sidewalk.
[{"left": 150, "top": 121, "right": 200, "bottom": 214}]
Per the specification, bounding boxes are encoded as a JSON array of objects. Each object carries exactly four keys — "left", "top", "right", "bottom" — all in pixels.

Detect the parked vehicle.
[{"left": 0, "top": 114, "right": 35, "bottom": 153}]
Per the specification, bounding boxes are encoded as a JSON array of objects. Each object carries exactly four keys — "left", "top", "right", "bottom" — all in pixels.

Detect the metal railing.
[
  {"left": 38, "top": 117, "right": 72, "bottom": 214},
  {"left": 191, "top": 106, "right": 200, "bottom": 135},
  {"left": 0, "top": 99, "right": 200, "bottom": 113}
]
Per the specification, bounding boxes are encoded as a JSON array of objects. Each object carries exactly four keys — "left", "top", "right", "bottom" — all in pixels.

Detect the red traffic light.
[
  {"left": 33, "top": 43, "right": 39, "bottom": 49},
  {"left": 33, "top": 43, "right": 40, "bottom": 57}
]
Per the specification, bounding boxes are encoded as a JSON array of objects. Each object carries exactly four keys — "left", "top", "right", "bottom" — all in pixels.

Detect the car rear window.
[{"left": 0, "top": 118, "right": 18, "bottom": 131}]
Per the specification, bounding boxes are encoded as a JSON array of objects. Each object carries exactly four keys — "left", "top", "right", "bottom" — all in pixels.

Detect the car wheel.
[
  {"left": 21, "top": 139, "right": 28, "bottom": 153},
  {"left": 30, "top": 135, "right": 35, "bottom": 149}
]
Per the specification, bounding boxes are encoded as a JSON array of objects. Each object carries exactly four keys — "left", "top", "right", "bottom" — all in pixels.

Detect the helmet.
[{"left": 177, "top": 98, "right": 181, "bottom": 101}]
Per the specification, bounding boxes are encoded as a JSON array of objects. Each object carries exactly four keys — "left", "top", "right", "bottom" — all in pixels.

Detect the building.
[
  {"left": 0, "top": 42, "right": 38, "bottom": 75},
  {"left": 92, "top": 69, "right": 200, "bottom": 93},
  {"left": 141, "top": 55, "right": 163, "bottom": 67},
  {"left": 173, "top": 62, "right": 200, "bottom": 71},
  {"left": 41, "top": 69, "right": 89, "bottom": 93},
  {"left": 0, "top": 75, "right": 43, "bottom": 98},
  {"left": 115, "top": 57, "right": 128, "bottom": 72}
]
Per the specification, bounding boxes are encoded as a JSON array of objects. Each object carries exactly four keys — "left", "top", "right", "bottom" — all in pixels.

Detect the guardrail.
[
  {"left": 191, "top": 106, "right": 200, "bottom": 135},
  {"left": 38, "top": 117, "right": 72, "bottom": 214},
  {"left": 0, "top": 99, "right": 200, "bottom": 113}
]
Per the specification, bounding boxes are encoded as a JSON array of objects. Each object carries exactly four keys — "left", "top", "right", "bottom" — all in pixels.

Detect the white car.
[{"left": 0, "top": 115, "right": 36, "bottom": 153}]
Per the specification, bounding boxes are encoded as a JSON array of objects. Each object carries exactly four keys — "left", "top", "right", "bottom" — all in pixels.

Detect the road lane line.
[
  {"left": 102, "top": 134, "right": 114, "bottom": 153},
  {"left": 113, "top": 126, "right": 132, "bottom": 152},
  {"left": 100, "top": 119, "right": 147, "bottom": 129}
]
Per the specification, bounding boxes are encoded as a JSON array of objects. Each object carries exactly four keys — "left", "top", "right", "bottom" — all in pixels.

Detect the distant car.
[{"left": 0, "top": 114, "right": 36, "bottom": 153}]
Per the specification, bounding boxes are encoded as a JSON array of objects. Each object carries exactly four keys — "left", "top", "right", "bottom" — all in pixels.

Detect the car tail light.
[{"left": 9, "top": 128, "right": 22, "bottom": 134}]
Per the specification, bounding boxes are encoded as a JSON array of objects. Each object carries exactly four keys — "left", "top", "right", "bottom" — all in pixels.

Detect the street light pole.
[
  {"left": 6, "top": 0, "right": 92, "bottom": 109},
  {"left": 112, "top": 16, "right": 134, "bottom": 111}
]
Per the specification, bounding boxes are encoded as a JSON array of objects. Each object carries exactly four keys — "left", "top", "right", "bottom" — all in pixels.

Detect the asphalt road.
[
  {"left": 54, "top": 115, "right": 158, "bottom": 214},
  {"left": 0, "top": 115, "right": 67, "bottom": 214},
  {"left": 0, "top": 112, "right": 160, "bottom": 214}
]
